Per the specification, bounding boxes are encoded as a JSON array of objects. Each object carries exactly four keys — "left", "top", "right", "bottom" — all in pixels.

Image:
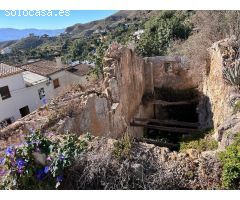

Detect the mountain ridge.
[{"left": 0, "top": 28, "right": 64, "bottom": 42}]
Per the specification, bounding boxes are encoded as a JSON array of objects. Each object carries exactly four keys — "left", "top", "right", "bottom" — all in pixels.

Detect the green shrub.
[
  {"left": 113, "top": 133, "right": 132, "bottom": 159},
  {"left": 223, "top": 61, "right": 240, "bottom": 89},
  {"left": 0, "top": 130, "right": 87, "bottom": 189},
  {"left": 136, "top": 11, "right": 193, "bottom": 57},
  {"left": 180, "top": 130, "right": 218, "bottom": 152},
  {"left": 180, "top": 138, "right": 218, "bottom": 152},
  {"left": 219, "top": 133, "right": 240, "bottom": 189}
]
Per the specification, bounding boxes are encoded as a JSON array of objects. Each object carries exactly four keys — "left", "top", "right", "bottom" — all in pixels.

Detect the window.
[
  {"left": 38, "top": 88, "right": 45, "bottom": 100},
  {"left": 0, "top": 118, "right": 12, "bottom": 129},
  {"left": 0, "top": 86, "right": 11, "bottom": 100},
  {"left": 164, "top": 62, "right": 172, "bottom": 73},
  {"left": 53, "top": 78, "right": 60, "bottom": 89},
  {"left": 19, "top": 106, "right": 30, "bottom": 117}
]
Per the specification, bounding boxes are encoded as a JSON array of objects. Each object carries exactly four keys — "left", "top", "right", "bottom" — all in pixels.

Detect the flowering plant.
[{"left": 0, "top": 130, "right": 87, "bottom": 189}]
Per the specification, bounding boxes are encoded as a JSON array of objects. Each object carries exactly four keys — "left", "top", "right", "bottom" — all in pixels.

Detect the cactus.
[{"left": 223, "top": 60, "right": 240, "bottom": 88}]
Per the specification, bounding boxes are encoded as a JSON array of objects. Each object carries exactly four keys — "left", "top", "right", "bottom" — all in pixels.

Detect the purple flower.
[
  {"left": 44, "top": 166, "right": 50, "bottom": 174},
  {"left": 0, "top": 157, "right": 5, "bottom": 165},
  {"left": 17, "top": 169, "right": 24, "bottom": 174},
  {"left": 5, "top": 146, "right": 14, "bottom": 156},
  {"left": 56, "top": 175, "right": 63, "bottom": 182},
  {"left": 46, "top": 156, "right": 52, "bottom": 161},
  {"left": 42, "top": 98, "right": 47, "bottom": 105},
  {"left": 0, "top": 169, "right": 6, "bottom": 176},
  {"left": 36, "top": 169, "right": 45, "bottom": 181},
  {"left": 59, "top": 154, "right": 65, "bottom": 161},
  {"left": 16, "top": 158, "right": 26, "bottom": 169}
]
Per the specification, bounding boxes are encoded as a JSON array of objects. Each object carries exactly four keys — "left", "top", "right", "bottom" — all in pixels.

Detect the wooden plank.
[
  {"left": 135, "top": 137, "right": 177, "bottom": 149},
  {"left": 130, "top": 122, "right": 199, "bottom": 134},
  {"left": 150, "top": 98, "right": 198, "bottom": 106},
  {"left": 134, "top": 118, "right": 200, "bottom": 128}
]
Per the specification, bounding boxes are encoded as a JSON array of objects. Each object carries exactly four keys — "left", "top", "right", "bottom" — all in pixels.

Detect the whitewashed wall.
[
  {"left": 0, "top": 70, "right": 91, "bottom": 125},
  {"left": 0, "top": 73, "right": 50, "bottom": 123}
]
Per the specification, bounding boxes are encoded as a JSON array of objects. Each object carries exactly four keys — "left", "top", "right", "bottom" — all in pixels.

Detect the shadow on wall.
[{"left": 140, "top": 87, "right": 214, "bottom": 149}]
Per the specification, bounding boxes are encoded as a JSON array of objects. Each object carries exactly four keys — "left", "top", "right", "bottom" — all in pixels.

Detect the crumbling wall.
[
  {"left": 144, "top": 56, "right": 196, "bottom": 90},
  {"left": 201, "top": 37, "right": 240, "bottom": 148},
  {"left": 103, "top": 44, "right": 151, "bottom": 137},
  {"left": 0, "top": 44, "right": 150, "bottom": 147}
]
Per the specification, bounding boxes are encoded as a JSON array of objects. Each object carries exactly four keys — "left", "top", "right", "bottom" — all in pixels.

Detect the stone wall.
[
  {"left": 201, "top": 37, "right": 240, "bottom": 148},
  {"left": 0, "top": 44, "right": 151, "bottom": 149},
  {"left": 144, "top": 56, "right": 196, "bottom": 91}
]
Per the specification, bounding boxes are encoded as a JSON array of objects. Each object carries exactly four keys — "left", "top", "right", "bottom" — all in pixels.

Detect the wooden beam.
[
  {"left": 135, "top": 137, "right": 178, "bottom": 149},
  {"left": 134, "top": 118, "right": 200, "bottom": 128},
  {"left": 150, "top": 98, "right": 198, "bottom": 106},
  {"left": 130, "top": 122, "right": 199, "bottom": 134}
]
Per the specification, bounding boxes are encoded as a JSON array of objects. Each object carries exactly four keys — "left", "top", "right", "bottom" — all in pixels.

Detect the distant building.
[
  {"left": 133, "top": 29, "right": 144, "bottom": 40},
  {"left": 1, "top": 47, "right": 12, "bottom": 55}
]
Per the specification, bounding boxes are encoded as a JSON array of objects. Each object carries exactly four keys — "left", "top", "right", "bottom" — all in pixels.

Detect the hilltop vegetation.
[{"left": 1, "top": 10, "right": 240, "bottom": 76}]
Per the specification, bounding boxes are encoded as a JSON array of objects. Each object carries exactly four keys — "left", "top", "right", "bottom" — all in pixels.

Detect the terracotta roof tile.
[
  {"left": 21, "top": 60, "right": 65, "bottom": 77},
  {"left": 0, "top": 63, "right": 23, "bottom": 78}
]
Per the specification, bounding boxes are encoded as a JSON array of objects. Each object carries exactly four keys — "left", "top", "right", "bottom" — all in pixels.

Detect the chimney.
[{"left": 55, "top": 57, "right": 63, "bottom": 68}]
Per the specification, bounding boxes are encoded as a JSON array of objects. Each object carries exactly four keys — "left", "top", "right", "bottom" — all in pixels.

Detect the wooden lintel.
[
  {"left": 150, "top": 98, "right": 198, "bottom": 106},
  {"left": 134, "top": 118, "right": 200, "bottom": 128},
  {"left": 130, "top": 122, "right": 199, "bottom": 134}
]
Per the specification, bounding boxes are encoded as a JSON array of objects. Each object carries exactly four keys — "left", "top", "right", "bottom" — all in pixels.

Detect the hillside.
[{"left": 65, "top": 10, "right": 155, "bottom": 36}]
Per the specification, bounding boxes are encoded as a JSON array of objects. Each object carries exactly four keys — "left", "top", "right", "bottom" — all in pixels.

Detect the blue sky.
[{"left": 0, "top": 10, "right": 117, "bottom": 29}]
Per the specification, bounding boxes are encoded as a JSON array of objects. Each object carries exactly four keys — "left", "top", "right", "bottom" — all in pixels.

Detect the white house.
[
  {"left": 0, "top": 63, "right": 50, "bottom": 128},
  {"left": 0, "top": 59, "right": 93, "bottom": 129}
]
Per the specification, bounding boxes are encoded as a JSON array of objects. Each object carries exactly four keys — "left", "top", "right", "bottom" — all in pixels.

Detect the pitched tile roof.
[
  {"left": 67, "top": 64, "right": 92, "bottom": 76},
  {"left": 20, "top": 60, "right": 65, "bottom": 77},
  {"left": 0, "top": 63, "right": 23, "bottom": 78}
]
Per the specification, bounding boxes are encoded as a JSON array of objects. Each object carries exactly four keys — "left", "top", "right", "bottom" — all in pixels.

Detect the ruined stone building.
[{"left": 0, "top": 37, "right": 240, "bottom": 153}]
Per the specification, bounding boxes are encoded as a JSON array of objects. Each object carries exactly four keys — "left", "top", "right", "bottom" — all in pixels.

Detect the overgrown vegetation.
[
  {"left": 136, "top": 11, "right": 193, "bottom": 57},
  {"left": 170, "top": 11, "right": 240, "bottom": 79},
  {"left": 113, "top": 133, "right": 132, "bottom": 159},
  {"left": 180, "top": 132, "right": 218, "bottom": 152},
  {"left": 219, "top": 133, "right": 240, "bottom": 189},
  {"left": 0, "top": 130, "right": 87, "bottom": 189},
  {"left": 223, "top": 60, "right": 240, "bottom": 90}
]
